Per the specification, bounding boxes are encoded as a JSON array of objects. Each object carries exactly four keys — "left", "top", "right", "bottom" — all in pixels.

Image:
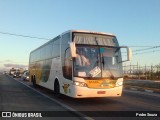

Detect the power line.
[
  {"left": 122, "top": 46, "right": 160, "bottom": 56},
  {"left": 122, "top": 49, "right": 160, "bottom": 56},
  {"left": 133, "top": 46, "right": 160, "bottom": 52},
  {"left": 128, "top": 46, "right": 158, "bottom": 47},
  {"left": 0, "top": 31, "right": 50, "bottom": 40},
  {"left": 122, "top": 46, "right": 160, "bottom": 54},
  {"left": 133, "top": 49, "right": 160, "bottom": 55},
  {"left": 0, "top": 31, "right": 159, "bottom": 50}
]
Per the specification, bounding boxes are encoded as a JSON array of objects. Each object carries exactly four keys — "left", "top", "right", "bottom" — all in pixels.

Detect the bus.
[{"left": 29, "top": 30, "right": 132, "bottom": 98}]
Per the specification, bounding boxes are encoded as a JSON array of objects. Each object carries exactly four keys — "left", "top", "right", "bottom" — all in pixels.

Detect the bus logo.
[
  {"left": 2, "top": 112, "right": 11, "bottom": 117},
  {"left": 63, "top": 84, "right": 70, "bottom": 94},
  {"left": 89, "top": 81, "right": 99, "bottom": 83}
]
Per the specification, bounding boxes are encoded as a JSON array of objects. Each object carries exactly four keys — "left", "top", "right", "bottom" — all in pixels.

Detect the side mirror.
[
  {"left": 127, "top": 47, "right": 132, "bottom": 61},
  {"left": 70, "top": 42, "right": 76, "bottom": 57},
  {"left": 120, "top": 46, "right": 132, "bottom": 62}
]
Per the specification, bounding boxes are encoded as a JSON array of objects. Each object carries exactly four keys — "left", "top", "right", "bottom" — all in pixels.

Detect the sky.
[{"left": 0, "top": 0, "right": 160, "bottom": 71}]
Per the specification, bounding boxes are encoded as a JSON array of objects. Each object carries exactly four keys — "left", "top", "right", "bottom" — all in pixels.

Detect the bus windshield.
[{"left": 74, "top": 45, "right": 123, "bottom": 79}]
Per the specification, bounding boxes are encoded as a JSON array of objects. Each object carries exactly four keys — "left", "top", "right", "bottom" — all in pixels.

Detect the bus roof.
[
  {"left": 62, "top": 30, "right": 115, "bottom": 36},
  {"left": 30, "top": 30, "right": 116, "bottom": 54}
]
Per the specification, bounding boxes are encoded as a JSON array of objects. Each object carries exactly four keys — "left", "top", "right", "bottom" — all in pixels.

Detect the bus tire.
[
  {"left": 32, "top": 75, "right": 37, "bottom": 88},
  {"left": 54, "top": 79, "right": 60, "bottom": 97}
]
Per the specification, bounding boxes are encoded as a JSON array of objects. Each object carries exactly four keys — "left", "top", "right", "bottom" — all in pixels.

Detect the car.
[
  {"left": 13, "top": 71, "right": 21, "bottom": 78},
  {"left": 22, "top": 71, "right": 29, "bottom": 81}
]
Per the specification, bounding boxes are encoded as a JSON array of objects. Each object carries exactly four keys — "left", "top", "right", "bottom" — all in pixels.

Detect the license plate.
[{"left": 97, "top": 91, "right": 106, "bottom": 94}]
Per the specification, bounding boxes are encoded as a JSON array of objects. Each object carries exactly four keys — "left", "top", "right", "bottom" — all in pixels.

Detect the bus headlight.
[
  {"left": 116, "top": 81, "right": 123, "bottom": 86},
  {"left": 73, "top": 81, "right": 87, "bottom": 87}
]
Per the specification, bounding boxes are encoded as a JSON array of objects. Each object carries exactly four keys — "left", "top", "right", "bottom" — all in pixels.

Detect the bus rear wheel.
[{"left": 32, "top": 75, "right": 37, "bottom": 88}]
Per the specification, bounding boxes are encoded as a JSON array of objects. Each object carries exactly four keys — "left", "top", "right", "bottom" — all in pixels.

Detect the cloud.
[
  {"left": 5, "top": 60, "right": 13, "bottom": 62},
  {"left": 3, "top": 64, "right": 28, "bottom": 68},
  {"left": 0, "top": 60, "right": 13, "bottom": 63}
]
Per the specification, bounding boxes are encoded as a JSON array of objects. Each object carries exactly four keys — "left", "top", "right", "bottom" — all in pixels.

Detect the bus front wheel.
[{"left": 54, "top": 80, "right": 60, "bottom": 97}]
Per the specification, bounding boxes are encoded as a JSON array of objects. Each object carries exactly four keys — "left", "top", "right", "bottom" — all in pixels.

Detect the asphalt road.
[
  {"left": 0, "top": 74, "right": 86, "bottom": 120},
  {"left": 0, "top": 73, "right": 160, "bottom": 120}
]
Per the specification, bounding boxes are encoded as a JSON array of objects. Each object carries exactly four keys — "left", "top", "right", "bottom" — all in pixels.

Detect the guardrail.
[
  {"left": 123, "top": 79, "right": 160, "bottom": 94},
  {"left": 124, "top": 85, "right": 160, "bottom": 94}
]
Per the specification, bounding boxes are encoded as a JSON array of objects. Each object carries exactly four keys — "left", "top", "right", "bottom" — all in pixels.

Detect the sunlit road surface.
[
  {"left": 0, "top": 74, "right": 160, "bottom": 120},
  {"left": 0, "top": 74, "right": 87, "bottom": 120}
]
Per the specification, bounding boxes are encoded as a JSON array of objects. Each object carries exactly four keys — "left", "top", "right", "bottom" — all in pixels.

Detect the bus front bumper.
[{"left": 71, "top": 85, "right": 123, "bottom": 98}]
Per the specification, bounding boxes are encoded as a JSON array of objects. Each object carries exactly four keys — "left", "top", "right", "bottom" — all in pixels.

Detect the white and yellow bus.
[{"left": 29, "top": 30, "right": 132, "bottom": 98}]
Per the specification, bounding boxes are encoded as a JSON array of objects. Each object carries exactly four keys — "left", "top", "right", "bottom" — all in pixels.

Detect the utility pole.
[
  {"left": 130, "top": 62, "right": 132, "bottom": 79},
  {"left": 151, "top": 65, "right": 153, "bottom": 80},
  {"left": 138, "top": 64, "right": 140, "bottom": 79},
  {"left": 137, "top": 62, "right": 138, "bottom": 79},
  {"left": 145, "top": 64, "right": 147, "bottom": 80}
]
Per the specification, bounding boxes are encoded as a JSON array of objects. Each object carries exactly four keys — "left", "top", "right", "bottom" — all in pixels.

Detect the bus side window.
[{"left": 63, "top": 48, "right": 72, "bottom": 80}]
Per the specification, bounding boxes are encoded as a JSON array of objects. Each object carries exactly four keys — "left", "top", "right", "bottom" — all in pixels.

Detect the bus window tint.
[{"left": 63, "top": 48, "right": 72, "bottom": 80}]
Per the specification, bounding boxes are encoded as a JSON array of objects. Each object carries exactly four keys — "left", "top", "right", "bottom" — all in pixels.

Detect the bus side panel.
[
  {"left": 39, "top": 57, "right": 61, "bottom": 91},
  {"left": 29, "top": 62, "right": 37, "bottom": 82}
]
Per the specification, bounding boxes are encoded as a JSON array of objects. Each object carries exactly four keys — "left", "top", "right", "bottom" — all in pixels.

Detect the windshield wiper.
[{"left": 102, "top": 55, "right": 105, "bottom": 70}]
